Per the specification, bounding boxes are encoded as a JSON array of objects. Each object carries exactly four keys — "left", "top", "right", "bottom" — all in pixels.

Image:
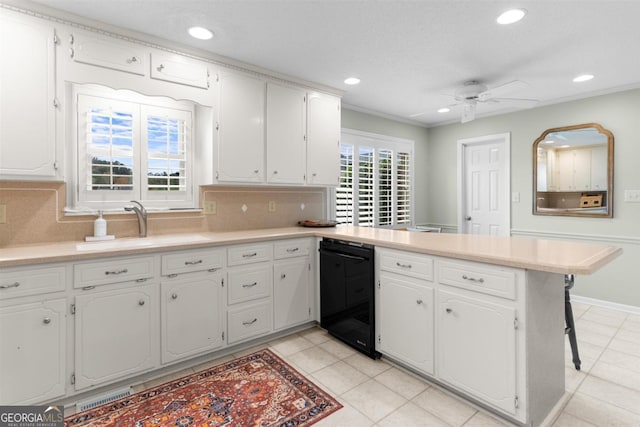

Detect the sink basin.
[{"left": 76, "top": 235, "right": 211, "bottom": 251}]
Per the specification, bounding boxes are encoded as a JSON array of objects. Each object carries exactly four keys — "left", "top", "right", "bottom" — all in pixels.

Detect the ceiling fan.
[{"left": 412, "top": 80, "right": 539, "bottom": 123}]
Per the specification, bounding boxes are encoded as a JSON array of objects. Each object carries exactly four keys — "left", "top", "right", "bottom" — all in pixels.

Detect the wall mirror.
[{"left": 533, "top": 123, "right": 614, "bottom": 217}]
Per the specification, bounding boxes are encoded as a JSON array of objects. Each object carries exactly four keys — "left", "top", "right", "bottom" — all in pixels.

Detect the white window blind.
[
  {"left": 75, "top": 88, "right": 193, "bottom": 210},
  {"left": 336, "top": 130, "right": 414, "bottom": 227}
]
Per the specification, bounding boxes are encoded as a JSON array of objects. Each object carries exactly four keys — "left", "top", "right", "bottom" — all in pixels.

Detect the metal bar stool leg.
[{"left": 565, "top": 274, "right": 581, "bottom": 370}]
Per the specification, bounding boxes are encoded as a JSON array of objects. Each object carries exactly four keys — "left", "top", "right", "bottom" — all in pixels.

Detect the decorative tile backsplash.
[{"left": 0, "top": 181, "right": 327, "bottom": 246}]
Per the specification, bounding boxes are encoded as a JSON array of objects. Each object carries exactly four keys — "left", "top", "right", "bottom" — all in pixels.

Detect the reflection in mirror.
[{"left": 533, "top": 123, "right": 613, "bottom": 217}]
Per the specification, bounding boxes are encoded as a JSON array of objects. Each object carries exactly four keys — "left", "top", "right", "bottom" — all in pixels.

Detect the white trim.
[
  {"left": 511, "top": 229, "right": 640, "bottom": 246},
  {"left": 457, "top": 132, "right": 511, "bottom": 235},
  {"left": 572, "top": 295, "right": 640, "bottom": 315}
]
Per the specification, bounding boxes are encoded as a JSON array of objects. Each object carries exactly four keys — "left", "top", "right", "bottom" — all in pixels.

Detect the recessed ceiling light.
[
  {"left": 437, "top": 107, "right": 450, "bottom": 113},
  {"left": 544, "top": 139, "right": 555, "bottom": 144},
  {"left": 344, "top": 77, "right": 361, "bottom": 85},
  {"left": 188, "top": 26, "right": 213, "bottom": 40},
  {"left": 497, "top": 9, "right": 526, "bottom": 25},
  {"left": 573, "top": 74, "right": 594, "bottom": 83}
]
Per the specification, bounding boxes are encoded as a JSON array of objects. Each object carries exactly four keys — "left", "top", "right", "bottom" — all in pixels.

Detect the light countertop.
[{"left": 0, "top": 226, "right": 622, "bottom": 274}]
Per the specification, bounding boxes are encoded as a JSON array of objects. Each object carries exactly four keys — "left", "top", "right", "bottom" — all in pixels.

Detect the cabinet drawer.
[
  {"left": 274, "top": 239, "right": 311, "bottom": 259},
  {"left": 71, "top": 32, "right": 146, "bottom": 76},
  {"left": 150, "top": 52, "right": 209, "bottom": 89},
  {"left": 162, "top": 249, "right": 224, "bottom": 276},
  {"left": 227, "top": 266, "right": 272, "bottom": 305},
  {"left": 74, "top": 256, "right": 155, "bottom": 288},
  {"left": 227, "top": 301, "right": 272, "bottom": 344},
  {"left": 379, "top": 249, "right": 434, "bottom": 281},
  {"left": 1, "top": 265, "right": 66, "bottom": 300},
  {"left": 227, "top": 244, "right": 272, "bottom": 266},
  {"left": 438, "top": 261, "right": 516, "bottom": 300}
]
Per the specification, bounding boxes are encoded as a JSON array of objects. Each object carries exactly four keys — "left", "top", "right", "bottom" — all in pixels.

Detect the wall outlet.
[
  {"left": 268, "top": 200, "right": 276, "bottom": 212},
  {"left": 203, "top": 201, "right": 217, "bottom": 214},
  {"left": 624, "top": 190, "right": 640, "bottom": 202},
  {"left": 0, "top": 204, "right": 6, "bottom": 224}
]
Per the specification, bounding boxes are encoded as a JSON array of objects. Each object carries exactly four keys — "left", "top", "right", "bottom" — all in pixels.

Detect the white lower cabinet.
[
  {"left": 0, "top": 299, "right": 66, "bottom": 404},
  {"left": 74, "top": 283, "right": 159, "bottom": 390},
  {"left": 377, "top": 272, "right": 434, "bottom": 374},
  {"left": 161, "top": 272, "right": 223, "bottom": 364},
  {"left": 273, "top": 258, "right": 311, "bottom": 330},
  {"left": 437, "top": 288, "right": 517, "bottom": 415},
  {"left": 227, "top": 300, "right": 272, "bottom": 344}
]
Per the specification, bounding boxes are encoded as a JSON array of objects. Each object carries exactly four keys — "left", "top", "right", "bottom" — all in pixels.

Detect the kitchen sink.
[{"left": 75, "top": 234, "right": 211, "bottom": 251}]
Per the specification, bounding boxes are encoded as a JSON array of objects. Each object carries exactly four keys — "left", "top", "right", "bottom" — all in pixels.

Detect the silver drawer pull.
[
  {"left": 416, "top": 299, "right": 423, "bottom": 305},
  {"left": 446, "top": 308, "right": 453, "bottom": 314},
  {"left": 242, "top": 318, "right": 258, "bottom": 326},
  {"left": 396, "top": 262, "right": 412, "bottom": 269},
  {"left": 208, "top": 267, "right": 222, "bottom": 272},
  {"left": 185, "top": 260, "right": 203, "bottom": 266},
  {"left": 82, "top": 286, "right": 96, "bottom": 291},
  {"left": 171, "top": 293, "right": 178, "bottom": 300},
  {"left": 105, "top": 268, "right": 128, "bottom": 275},
  {"left": 138, "top": 299, "right": 145, "bottom": 306},
  {"left": 0, "top": 282, "right": 20, "bottom": 289},
  {"left": 126, "top": 56, "right": 138, "bottom": 63},
  {"left": 286, "top": 248, "right": 299, "bottom": 253},
  {"left": 462, "top": 275, "right": 485, "bottom": 283},
  {"left": 242, "top": 252, "right": 257, "bottom": 258},
  {"left": 43, "top": 317, "right": 51, "bottom": 325},
  {"left": 242, "top": 282, "right": 258, "bottom": 288}
]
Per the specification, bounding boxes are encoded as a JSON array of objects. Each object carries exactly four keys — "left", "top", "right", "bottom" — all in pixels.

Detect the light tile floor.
[{"left": 70, "top": 301, "right": 640, "bottom": 426}]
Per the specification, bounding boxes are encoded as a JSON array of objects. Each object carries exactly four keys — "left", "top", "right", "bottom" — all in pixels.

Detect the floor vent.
[{"left": 76, "top": 386, "right": 133, "bottom": 412}]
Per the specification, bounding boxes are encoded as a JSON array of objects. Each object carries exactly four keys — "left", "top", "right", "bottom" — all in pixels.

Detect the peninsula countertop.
[{"left": 0, "top": 226, "right": 622, "bottom": 274}]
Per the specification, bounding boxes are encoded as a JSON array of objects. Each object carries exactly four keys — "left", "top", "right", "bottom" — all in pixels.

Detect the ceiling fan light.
[
  {"left": 188, "top": 26, "right": 213, "bottom": 40},
  {"left": 573, "top": 74, "right": 594, "bottom": 83},
  {"left": 437, "top": 108, "right": 450, "bottom": 113},
  {"left": 497, "top": 9, "right": 526, "bottom": 25},
  {"left": 344, "top": 77, "right": 361, "bottom": 85}
]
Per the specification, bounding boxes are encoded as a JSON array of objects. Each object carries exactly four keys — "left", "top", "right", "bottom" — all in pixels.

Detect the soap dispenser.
[{"left": 94, "top": 210, "right": 107, "bottom": 237}]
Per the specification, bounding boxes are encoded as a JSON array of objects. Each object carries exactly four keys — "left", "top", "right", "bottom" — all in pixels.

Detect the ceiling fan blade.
[
  {"left": 478, "top": 80, "right": 528, "bottom": 101},
  {"left": 492, "top": 97, "right": 539, "bottom": 106},
  {"left": 461, "top": 103, "right": 476, "bottom": 123}
]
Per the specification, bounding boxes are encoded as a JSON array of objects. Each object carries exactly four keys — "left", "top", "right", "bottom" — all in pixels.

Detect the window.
[
  {"left": 336, "top": 130, "right": 414, "bottom": 227},
  {"left": 72, "top": 86, "right": 194, "bottom": 210}
]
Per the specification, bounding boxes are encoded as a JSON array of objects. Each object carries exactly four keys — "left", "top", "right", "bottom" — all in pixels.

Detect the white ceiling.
[{"left": 30, "top": 0, "right": 640, "bottom": 127}]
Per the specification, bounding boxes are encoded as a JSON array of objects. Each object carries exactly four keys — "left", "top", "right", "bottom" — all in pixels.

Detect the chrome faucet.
[{"left": 125, "top": 200, "right": 147, "bottom": 237}]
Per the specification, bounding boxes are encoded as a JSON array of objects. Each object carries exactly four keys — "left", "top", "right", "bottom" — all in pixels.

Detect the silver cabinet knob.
[
  {"left": 171, "top": 293, "right": 178, "bottom": 300},
  {"left": 465, "top": 216, "right": 472, "bottom": 221},
  {"left": 416, "top": 299, "right": 423, "bottom": 305},
  {"left": 138, "top": 299, "right": 145, "bottom": 306},
  {"left": 43, "top": 317, "right": 51, "bottom": 325},
  {"left": 446, "top": 308, "right": 453, "bottom": 314}
]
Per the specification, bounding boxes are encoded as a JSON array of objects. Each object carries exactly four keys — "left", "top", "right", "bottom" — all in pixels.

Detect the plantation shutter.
[
  {"left": 396, "top": 151, "right": 411, "bottom": 224},
  {"left": 358, "top": 147, "right": 375, "bottom": 226},
  {"left": 336, "top": 144, "right": 354, "bottom": 224}
]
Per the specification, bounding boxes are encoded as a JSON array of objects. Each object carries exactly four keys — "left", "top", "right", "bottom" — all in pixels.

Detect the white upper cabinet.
[
  {"left": 590, "top": 145, "right": 608, "bottom": 190},
  {"left": 71, "top": 31, "right": 146, "bottom": 75},
  {"left": 0, "top": 10, "right": 57, "bottom": 179},
  {"left": 217, "top": 70, "right": 266, "bottom": 182},
  {"left": 307, "top": 92, "right": 340, "bottom": 186},
  {"left": 150, "top": 52, "right": 209, "bottom": 89},
  {"left": 266, "top": 83, "right": 307, "bottom": 184}
]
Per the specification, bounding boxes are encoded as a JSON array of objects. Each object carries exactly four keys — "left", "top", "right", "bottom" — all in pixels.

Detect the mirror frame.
[{"left": 533, "top": 123, "right": 614, "bottom": 218}]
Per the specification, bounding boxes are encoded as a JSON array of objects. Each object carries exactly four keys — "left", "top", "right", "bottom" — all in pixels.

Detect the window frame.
[
  {"left": 334, "top": 129, "right": 415, "bottom": 228},
  {"left": 69, "top": 85, "right": 195, "bottom": 211}
]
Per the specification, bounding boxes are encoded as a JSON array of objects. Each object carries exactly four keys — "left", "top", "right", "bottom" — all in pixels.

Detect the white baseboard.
[{"left": 572, "top": 295, "right": 640, "bottom": 315}]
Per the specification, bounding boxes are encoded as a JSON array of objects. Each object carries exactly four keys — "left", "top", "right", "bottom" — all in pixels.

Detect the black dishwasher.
[{"left": 320, "top": 238, "right": 378, "bottom": 358}]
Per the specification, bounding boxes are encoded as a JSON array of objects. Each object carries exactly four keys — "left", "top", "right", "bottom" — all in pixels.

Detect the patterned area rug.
[{"left": 65, "top": 349, "right": 342, "bottom": 426}]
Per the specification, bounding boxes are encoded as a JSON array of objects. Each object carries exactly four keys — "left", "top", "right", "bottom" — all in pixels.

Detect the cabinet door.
[
  {"left": 378, "top": 273, "right": 434, "bottom": 374},
  {"left": 217, "top": 71, "right": 265, "bottom": 182},
  {"left": 437, "top": 289, "right": 517, "bottom": 415},
  {"left": 71, "top": 31, "right": 146, "bottom": 75},
  {"left": 161, "top": 273, "right": 223, "bottom": 364},
  {"left": 150, "top": 52, "right": 209, "bottom": 89},
  {"left": 273, "top": 258, "right": 310, "bottom": 330},
  {"left": 266, "top": 83, "right": 306, "bottom": 184},
  {"left": 556, "top": 150, "right": 574, "bottom": 191},
  {"left": 0, "top": 299, "right": 66, "bottom": 404},
  {"left": 306, "top": 92, "right": 340, "bottom": 185},
  {"left": 573, "top": 149, "right": 591, "bottom": 191},
  {"left": 0, "top": 10, "right": 57, "bottom": 178},
  {"left": 590, "top": 145, "right": 608, "bottom": 190},
  {"left": 74, "top": 283, "right": 159, "bottom": 390}
]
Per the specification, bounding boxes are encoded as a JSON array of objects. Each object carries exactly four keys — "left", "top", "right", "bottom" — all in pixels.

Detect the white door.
[{"left": 458, "top": 133, "right": 510, "bottom": 235}]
